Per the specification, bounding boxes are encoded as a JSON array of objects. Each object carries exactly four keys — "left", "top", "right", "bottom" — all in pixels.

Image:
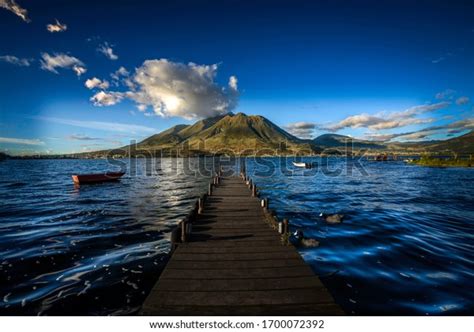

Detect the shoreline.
[{"left": 409, "top": 158, "right": 473, "bottom": 168}]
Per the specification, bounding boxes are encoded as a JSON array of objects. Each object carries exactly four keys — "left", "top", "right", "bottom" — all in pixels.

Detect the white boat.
[{"left": 292, "top": 161, "right": 314, "bottom": 169}]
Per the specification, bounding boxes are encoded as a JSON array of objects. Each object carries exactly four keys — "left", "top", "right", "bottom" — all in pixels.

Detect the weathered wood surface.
[{"left": 141, "top": 177, "right": 343, "bottom": 315}]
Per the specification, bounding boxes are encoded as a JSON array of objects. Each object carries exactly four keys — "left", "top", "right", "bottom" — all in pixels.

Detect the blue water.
[
  {"left": 0, "top": 158, "right": 473, "bottom": 315},
  {"left": 249, "top": 157, "right": 474, "bottom": 315}
]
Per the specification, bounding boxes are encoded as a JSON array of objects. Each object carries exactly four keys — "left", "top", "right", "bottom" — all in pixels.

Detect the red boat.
[{"left": 72, "top": 171, "right": 125, "bottom": 184}]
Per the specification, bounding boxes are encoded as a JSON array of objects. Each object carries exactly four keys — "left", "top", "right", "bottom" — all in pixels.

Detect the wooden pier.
[{"left": 141, "top": 173, "right": 343, "bottom": 315}]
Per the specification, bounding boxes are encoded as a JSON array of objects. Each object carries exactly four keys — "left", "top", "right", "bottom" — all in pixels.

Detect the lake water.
[{"left": 0, "top": 158, "right": 473, "bottom": 315}]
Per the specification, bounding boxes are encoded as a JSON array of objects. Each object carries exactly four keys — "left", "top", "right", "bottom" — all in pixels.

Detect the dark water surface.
[{"left": 0, "top": 158, "right": 473, "bottom": 315}]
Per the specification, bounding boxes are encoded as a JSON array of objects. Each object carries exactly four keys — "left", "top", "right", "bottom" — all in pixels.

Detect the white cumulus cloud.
[
  {"left": 326, "top": 102, "right": 450, "bottom": 131},
  {"left": 0, "top": 55, "right": 32, "bottom": 66},
  {"left": 111, "top": 66, "right": 129, "bottom": 81},
  {"left": 284, "top": 122, "right": 317, "bottom": 139},
  {"left": 229, "top": 75, "right": 238, "bottom": 91},
  {"left": 40, "top": 52, "right": 87, "bottom": 77},
  {"left": 85, "top": 77, "right": 110, "bottom": 90},
  {"left": 88, "top": 59, "right": 239, "bottom": 119},
  {"left": 46, "top": 19, "right": 67, "bottom": 33},
  {"left": 136, "top": 104, "right": 147, "bottom": 112},
  {"left": 97, "top": 42, "right": 118, "bottom": 60},
  {"left": 0, "top": 0, "right": 30, "bottom": 22},
  {"left": 123, "top": 59, "right": 238, "bottom": 119},
  {"left": 73, "top": 66, "right": 86, "bottom": 76},
  {"left": 364, "top": 118, "right": 474, "bottom": 142},
  {"left": 90, "top": 91, "right": 123, "bottom": 106}
]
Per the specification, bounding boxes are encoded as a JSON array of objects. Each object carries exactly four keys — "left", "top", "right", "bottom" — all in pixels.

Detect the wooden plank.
[
  {"left": 187, "top": 239, "right": 284, "bottom": 247},
  {"left": 192, "top": 225, "right": 275, "bottom": 232},
  {"left": 191, "top": 225, "right": 272, "bottom": 231},
  {"left": 160, "top": 266, "right": 315, "bottom": 279},
  {"left": 170, "top": 251, "right": 301, "bottom": 261},
  {"left": 153, "top": 276, "right": 326, "bottom": 291},
  {"left": 175, "top": 245, "right": 295, "bottom": 254},
  {"left": 192, "top": 230, "right": 278, "bottom": 237},
  {"left": 145, "top": 288, "right": 336, "bottom": 306},
  {"left": 193, "top": 220, "right": 267, "bottom": 226},
  {"left": 188, "top": 235, "right": 282, "bottom": 243},
  {"left": 165, "top": 259, "right": 307, "bottom": 270},
  {"left": 141, "top": 303, "right": 343, "bottom": 316}
]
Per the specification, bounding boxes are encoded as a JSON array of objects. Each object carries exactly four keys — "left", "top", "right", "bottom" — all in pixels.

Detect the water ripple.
[
  {"left": 251, "top": 158, "right": 474, "bottom": 315},
  {"left": 0, "top": 158, "right": 212, "bottom": 315},
  {"left": 0, "top": 158, "right": 473, "bottom": 315}
]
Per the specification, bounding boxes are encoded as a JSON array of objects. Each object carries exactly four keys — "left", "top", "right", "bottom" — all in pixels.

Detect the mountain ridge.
[
  {"left": 132, "top": 112, "right": 314, "bottom": 155},
  {"left": 313, "top": 132, "right": 474, "bottom": 154},
  {"left": 70, "top": 113, "right": 473, "bottom": 157}
]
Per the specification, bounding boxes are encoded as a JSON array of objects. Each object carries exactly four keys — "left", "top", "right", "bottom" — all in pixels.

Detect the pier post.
[
  {"left": 240, "top": 158, "right": 246, "bottom": 179},
  {"left": 170, "top": 227, "right": 180, "bottom": 253},
  {"left": 208, "top": 183, "right": 213, "bottom": 196},
  {"left": 261, "top": 198, "right": 268, "bottom": 211},
  {"left": 283, "top": 218, "right": 289, "bottom": 235},
  {"left": 278, "top": 221, "right": 283, "bottom": 234},
  {"left": 252, "top": 183, "right": 257, "bottom": 197},
  {"left": 192, "top": 200, "right": 199, "bottom": 219},
  {"left": 198, "top": 197, "right": 204, "bottom": 214},
  {"left": 180, "top": 219, "right": 187, "bottom": 243},
  {"left": 186, "top": 220, "right": 192, "bottom": 236}
]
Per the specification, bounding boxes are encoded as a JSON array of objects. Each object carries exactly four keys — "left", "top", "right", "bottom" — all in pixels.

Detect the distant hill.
[
  {"left": 313, "top": 134, "right": 386, "bottom": 150},
  {"left": 425, "top": 131, "right": 474, "bottom": 154},
  {"left": 313, "top": 131, "right": 474, "bottom": 154},
  {"left": 73, "top": 113, "right": 473, "bottom": 158}
]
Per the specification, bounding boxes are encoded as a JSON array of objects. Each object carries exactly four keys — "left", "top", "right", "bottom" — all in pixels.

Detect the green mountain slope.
[
  {"left": 139, "top": 124, "right": 190, "bottom": 148},
  {"left": 184, "top": 113, "right": 307, "bottom": 152},
  {"left": 134, "top": 112, "right": 313, "bottom": 154},
  {"left": 426, "top": 131, "right": 474, "bottom": 154}
]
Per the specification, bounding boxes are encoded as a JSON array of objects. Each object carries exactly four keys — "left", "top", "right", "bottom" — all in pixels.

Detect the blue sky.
[{"left": 0, "top": 0, "right": 473, "bottom": 154}]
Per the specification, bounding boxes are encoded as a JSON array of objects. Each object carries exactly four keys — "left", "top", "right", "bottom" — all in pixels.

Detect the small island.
[{"left": 410, "top": 156, "right": 473, "bottom": 168}]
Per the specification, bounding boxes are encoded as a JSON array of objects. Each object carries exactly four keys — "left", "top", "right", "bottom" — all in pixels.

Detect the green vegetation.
[{"left": 410, "top": 156, "right": 473, "bottom": 167}]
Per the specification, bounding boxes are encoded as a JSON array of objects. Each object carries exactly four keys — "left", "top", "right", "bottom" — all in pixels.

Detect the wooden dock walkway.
[{"left": 141, "top": 175, "right": 343, "bottom": 315}]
